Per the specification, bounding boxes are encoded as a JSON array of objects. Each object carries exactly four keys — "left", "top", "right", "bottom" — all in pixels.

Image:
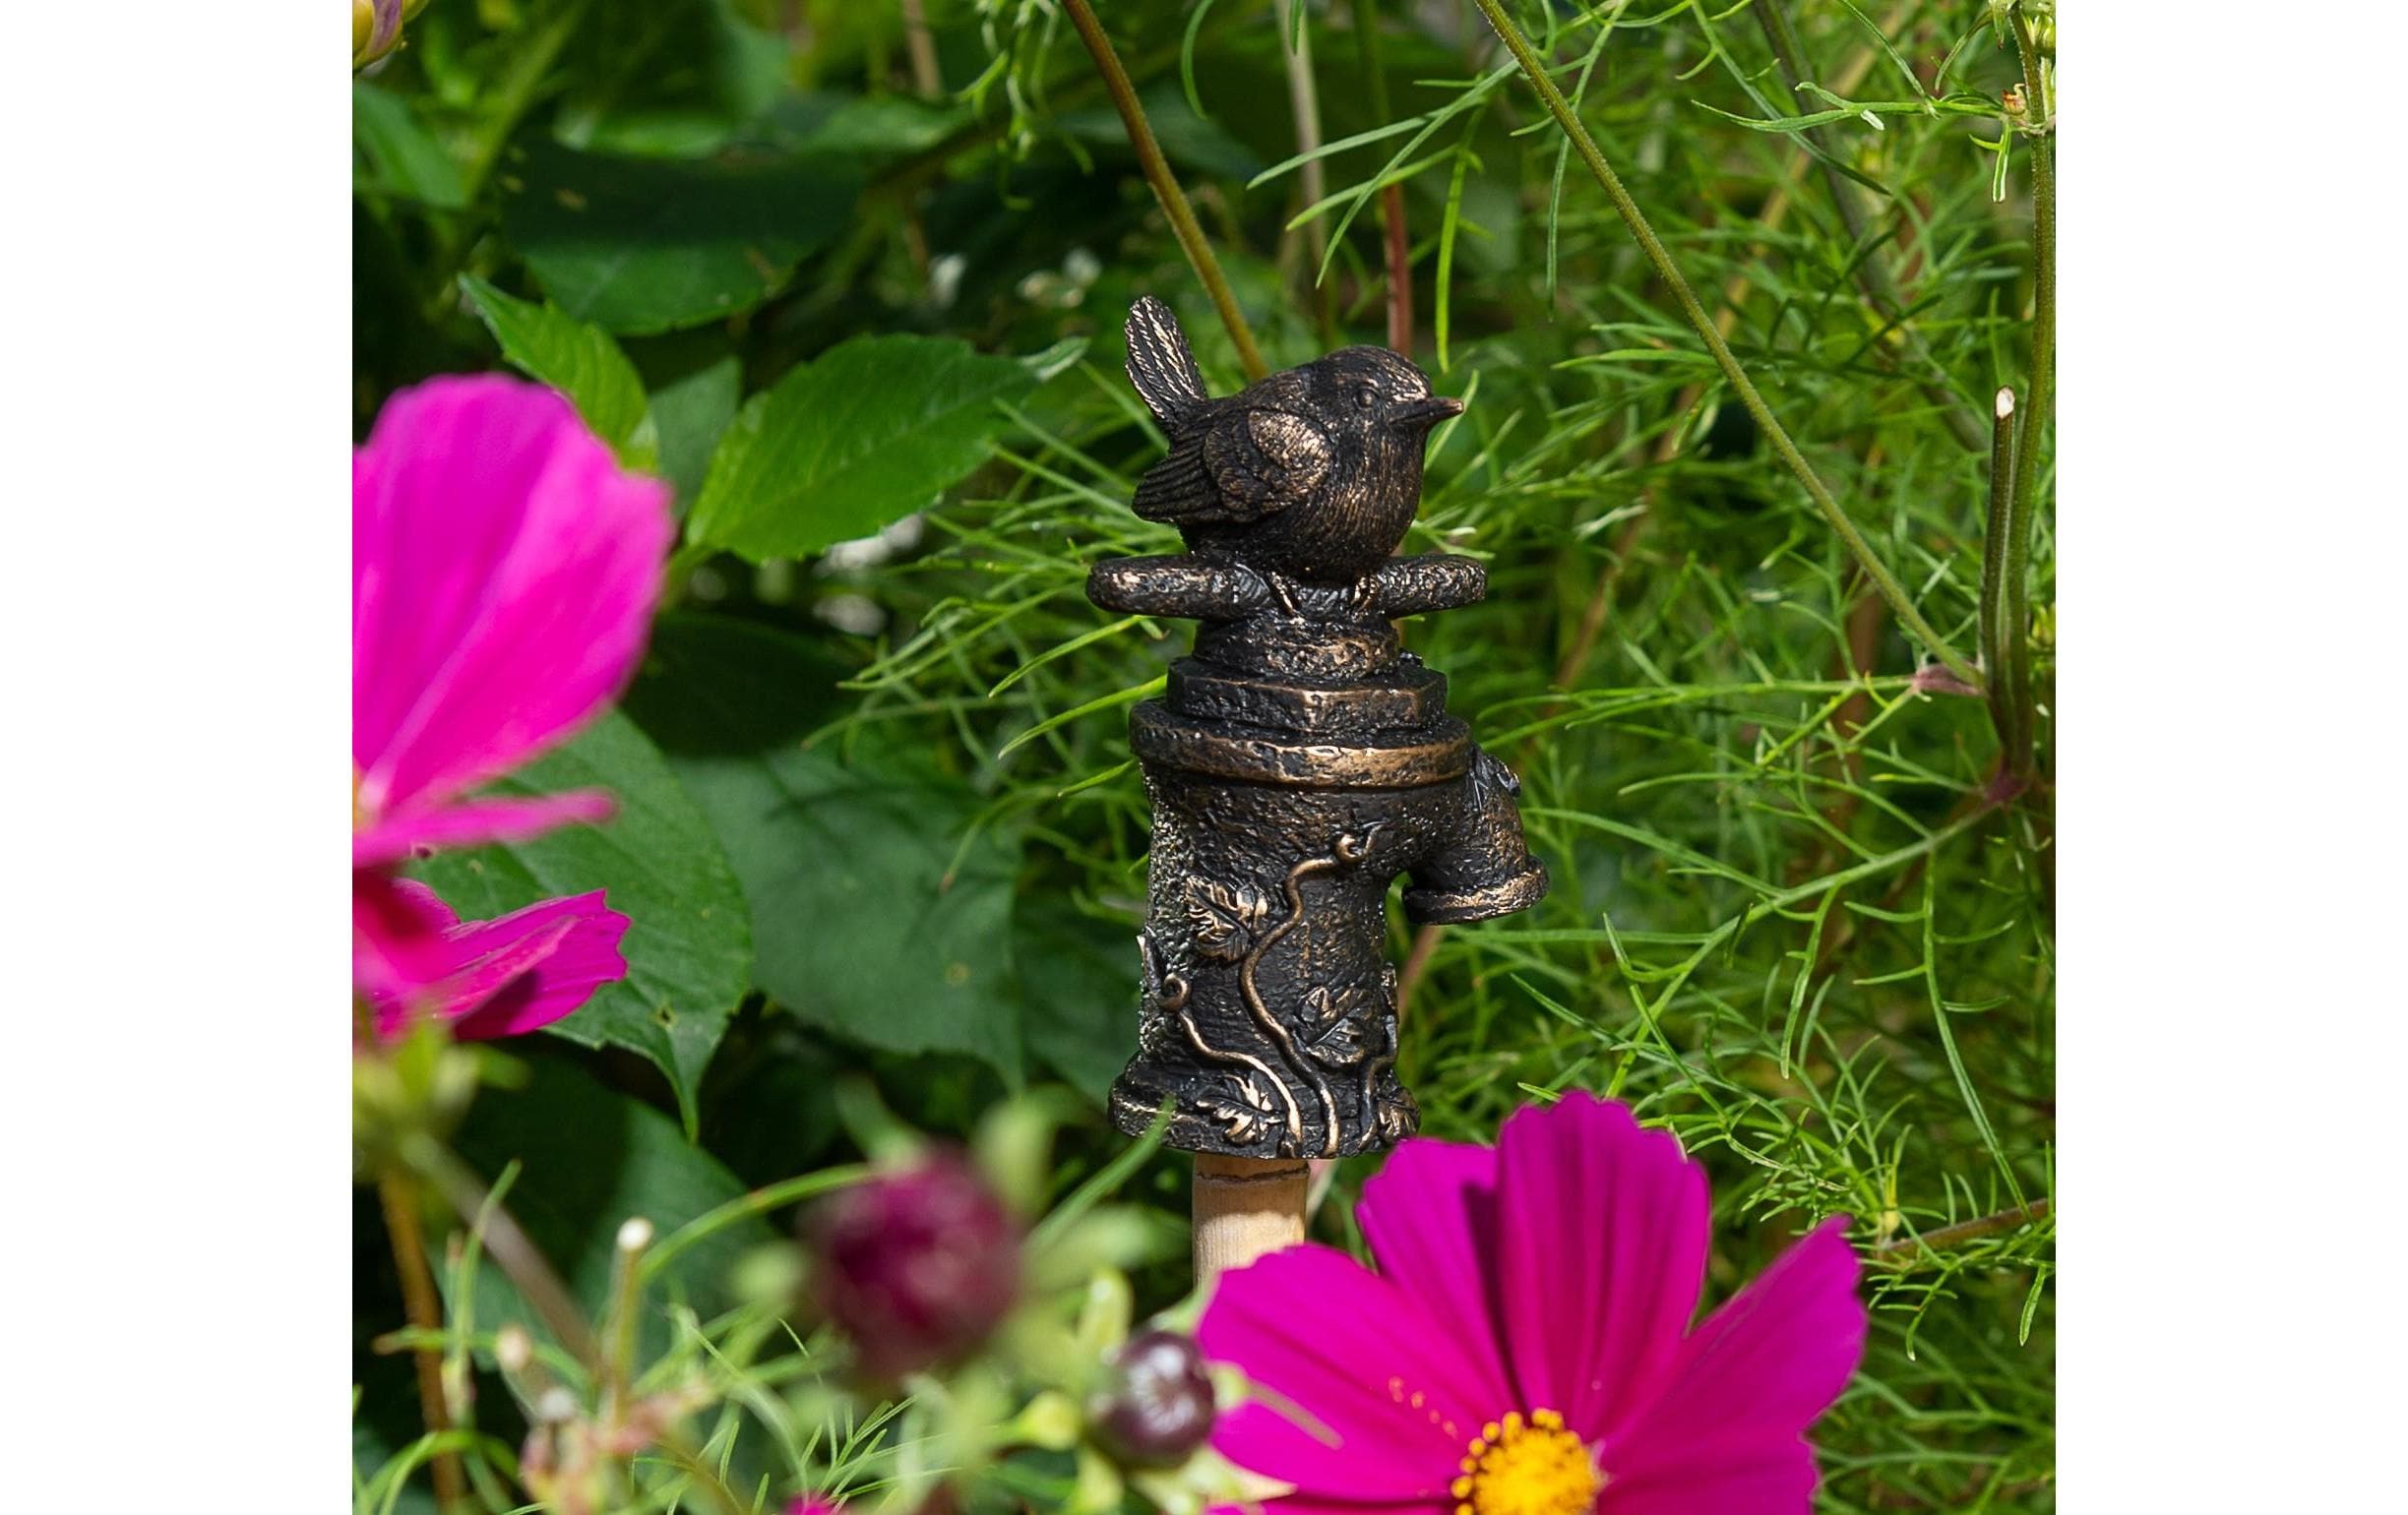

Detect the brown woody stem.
[
  {"left": 1350, "top": 0, "right": 1413, "bottom": 351},
  {"left": 376, "top": 1167, "right": 467, "bottom": 1511},
  {"left": 1872, "top": 1197, "right": 2052, "bottom": 1269},
  {"left": 1063, "top": 0, "right": 1270, "bottom": 382}
]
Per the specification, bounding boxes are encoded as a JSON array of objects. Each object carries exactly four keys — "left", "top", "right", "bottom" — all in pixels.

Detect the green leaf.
[
  {"left": 552, "top": 0, "right": 786, "bottom": 158},
  {"left": 501, "top": 140, "right": 858, "bottom": 334},
  {"left": 621, "top": 614, "right": 1025, "bottom": 1081},
  {"left": 460, "top": 275, "right": 657, "bottom": 469},
  {"left": 1015, "top": 900, "right": 1136, "bottom": 1104},
  {"left": 353, "top": 82, "right": 465, "bottom": 210},
  {"left": 761, "top": 91, "right": 970, "bottom": 158},
  {"left": 448, "top": 1056, "right": 772, "bottom": 1364},
  {"left": 687, "top": 334, "right": 1037, "bottom": 562},
  {"left": 412, "top": 711, "right": 752, "bottom": 1133},
  {"left": 647, "top": 355, "right": 743, "bottom": 509}
]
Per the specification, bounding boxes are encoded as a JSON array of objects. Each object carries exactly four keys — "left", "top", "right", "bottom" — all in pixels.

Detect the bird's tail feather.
[{"left": 1125, "top": 296, "right": 1210, "bottom": 430}]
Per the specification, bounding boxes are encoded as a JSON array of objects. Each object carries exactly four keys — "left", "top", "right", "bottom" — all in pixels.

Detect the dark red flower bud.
[
  {"left": 801, "top": 1152, "right": 1021, "bottom": 1380},
  {"left": 1090, "top": 1330, "right": 1216, "bottom": 1467}
]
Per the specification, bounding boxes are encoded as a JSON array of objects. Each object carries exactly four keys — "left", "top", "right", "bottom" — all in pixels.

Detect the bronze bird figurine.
[{"left": 1122, "top": 296, "right": 1462, "bottom": 605}]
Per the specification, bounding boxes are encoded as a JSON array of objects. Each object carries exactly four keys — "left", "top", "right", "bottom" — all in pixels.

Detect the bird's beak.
[{"left": 1393, "top": 394, "right": 1465, "bottom": 428}]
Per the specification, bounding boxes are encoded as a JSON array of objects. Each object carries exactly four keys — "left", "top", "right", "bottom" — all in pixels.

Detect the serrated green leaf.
[
  {"left": 621, "top": 615, "right": 1025, "bottom": 1081},
  {"left": 460, "top": 275, "right": 657, "bottom": 469},
  {"left": 411, "top": 711, "right": 752, "bottom": 1134},
  {"left": 647, "top": 355, "right": 743, "bottom": 509},
  {"left": 686, "top": 334, "right": 1036, "bottom": 562},
  {"left": 501, "top": 141, "right": 857, "bottom": 334}
]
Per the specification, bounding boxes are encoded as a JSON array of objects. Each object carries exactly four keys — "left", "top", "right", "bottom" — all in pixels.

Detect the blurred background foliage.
[{"left": 356, "top": 1, "right": 2054, "bottom": 1509}]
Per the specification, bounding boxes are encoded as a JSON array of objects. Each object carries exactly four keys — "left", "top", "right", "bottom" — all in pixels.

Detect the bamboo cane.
[{"left": 1192, "top": 1154, "right": 1310, "bottom": 1285}]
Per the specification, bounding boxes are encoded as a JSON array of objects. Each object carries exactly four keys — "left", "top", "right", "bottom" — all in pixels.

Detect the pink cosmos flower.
[
  {"left": 785, "top": 1498, "right": 844, "bottom": 1515},
  {"left": 358, "top": 879, "right": 631, "bottom": 1042},
  {"left": 352, "top": 374, "right": 672, "bottom": 1036},
  {"left": 1199, "top": 1092, "right": 1867, "bottom": 1515}
]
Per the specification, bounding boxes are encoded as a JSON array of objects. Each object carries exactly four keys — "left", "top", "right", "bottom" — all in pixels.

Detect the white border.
[
  {"left": 4, "top": 8, "right": 348, "bottom": 1505},
  {"left": 2065, "top": 4, "right": 2407, "bottom": 1506}
]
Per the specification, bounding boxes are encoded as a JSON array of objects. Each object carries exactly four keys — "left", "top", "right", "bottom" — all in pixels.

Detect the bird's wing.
[
  {"left": 1133, "top": 408, "right": 1334, "bottom": 527},
  {"left": 1124, "top": 296, "right": 1210, "bottom": 431},
  {"left": 1130, "top": 429, "right": 1222, "bottom": 524}
]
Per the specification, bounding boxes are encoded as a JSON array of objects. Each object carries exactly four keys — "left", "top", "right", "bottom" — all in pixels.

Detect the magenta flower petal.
[
  {"left": 443, "top": 890, "right": 632, "bottom": 1039},
  {"left": 1600, "top": 1439, "right": 1819, "bottom": 1514},
  {"left": 1206, "top": 1094, "right": 1865, "bottom": 1515},
  {"left": 365, "top": 879, "right": 630, "bottom": 1041},
  {"left": 1494, "top": 1092, "right": 1708, "bottom": 1440},
  {"left": 353, "top": 869, "right": 455, "bottom": 1004},
  {"left": 352, "top": 790, "right": 617, "bottom": 869},
  {"left": 353, "top": 375, "right": 671, "bottom": 825},
  {"left": 1354, "top": 1136, "right": 1508, "bottom": 1392},
  {"left": 1606, "top": 1216, "right": 1866, "bottom": 1482},
  {"left": 1200, "top": 1243, "right": 1508, "bottom": 1502},
  {"left": 1206, "top": 1502, "right": 1406, "bottom": 1515}
]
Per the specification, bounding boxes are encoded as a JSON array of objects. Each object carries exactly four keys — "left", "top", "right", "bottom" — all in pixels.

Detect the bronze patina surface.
[{"left": 1093, "top": 299, "right": 1549, "bottom": 1160}]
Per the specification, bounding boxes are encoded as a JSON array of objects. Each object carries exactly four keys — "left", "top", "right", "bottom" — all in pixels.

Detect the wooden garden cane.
[{"left": 1084, "top": 299, "right": 1550, "bottom": 1289}]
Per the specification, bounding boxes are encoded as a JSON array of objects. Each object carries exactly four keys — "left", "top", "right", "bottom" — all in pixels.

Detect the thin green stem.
[
  {"left": 601, "top": 1219, "right": 649, "bottom": 1417},
  {"left": 638, "top": 1166, "right": 869, "bottom": 1285},
  {"left": 1751, "top": 0, "right": 1987, "bottom": 453},
  {"left": 2000, "top": 5, "right": 2055, "bottom": 782},
  {"left": 1467, "top": 0, "right": 1980, "bottom": 689},
  {"left": 1980, "top": 386, "right": 2018, "bottom": 736},
  {"left": 1279, "top": 0, "right": 1336, "bottom": 342},
  {"left": 1063, "top": 0, "right": 1270, "bottom": 382}
]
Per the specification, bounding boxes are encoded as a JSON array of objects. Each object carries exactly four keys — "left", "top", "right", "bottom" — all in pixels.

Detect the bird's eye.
[{"left": 1356, "top": 386, "right": 1378, "bottom": 410}]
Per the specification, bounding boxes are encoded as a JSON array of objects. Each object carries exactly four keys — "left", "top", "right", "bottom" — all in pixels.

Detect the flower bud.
[
  {"left": 354, "top": 0, "right": 430, "bottom": 71},
  {"left": 1088, "top": 1330, "right": 1216, "bottom": 1468},
  {"left": 801, "top": 1152, "right": 1022, "bottom": 1380}
]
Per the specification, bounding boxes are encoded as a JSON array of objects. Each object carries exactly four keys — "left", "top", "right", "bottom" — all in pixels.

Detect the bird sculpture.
[{"left": 1122, "top": 296, "right": 1462, "bottom": 608}]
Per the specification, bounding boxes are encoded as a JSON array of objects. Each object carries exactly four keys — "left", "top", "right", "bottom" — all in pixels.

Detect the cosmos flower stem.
[
  {"left": 1871, "top": 1197, "right": 2052, "bottom": 1269},
  {"left": 1062, "top": 0, "right": 1271, "bottom": 383},
  {"left": 1980, "top": 388, "right": 2023, "bottom": 772},
  {"left": 407, "top": 1136, "right": 606, "bottom": 1371},
  {"left": 1999, "top": 2, "right": 2056, "bottom": 784},
  {"left": 1276, "top": 1, "right": 1337, "bottom": 344},
  {"left": 375, "top": 1165, "right": 468, "bottom": 1511},
  {"left": 603, "top": 1218, "right": 653, "bottom": 1416},
  {"left": 1468, "top": 0, "right": 1982, "bottom": 691}
]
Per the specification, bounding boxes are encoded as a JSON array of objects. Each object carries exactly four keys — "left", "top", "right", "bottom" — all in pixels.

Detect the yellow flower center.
[{"left": 1450, "top": 1410, "right": 1600, "bottom": 1515}]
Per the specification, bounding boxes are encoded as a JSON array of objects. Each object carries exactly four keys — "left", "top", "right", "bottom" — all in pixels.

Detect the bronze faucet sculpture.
[{"left": 1092, "top": 298, "right": 1548, "bottom": 1162}]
